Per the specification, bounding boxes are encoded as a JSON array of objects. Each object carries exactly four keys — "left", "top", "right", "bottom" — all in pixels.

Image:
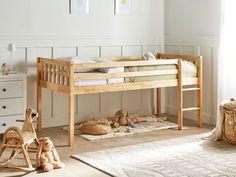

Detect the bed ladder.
[
  {"left": 182, "top": 86, "right": 202, "bottom": 128},
  {"left": 157, "top": 58, "right": 202, "bottom": 130},
  {"left": 179, "top": 57, "right": 203, "bottom": 130}
]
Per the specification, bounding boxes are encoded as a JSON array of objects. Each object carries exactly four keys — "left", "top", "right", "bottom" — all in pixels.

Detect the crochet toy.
[
  {"left": 1, "top": 63, "right": 10, "bottom": 75},
  {"left": 37, "top": 137, "right": 64, "bottom": 172}
]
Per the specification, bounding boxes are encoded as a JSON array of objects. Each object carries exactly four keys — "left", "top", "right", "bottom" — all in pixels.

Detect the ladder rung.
[
  {"left": 183, "top": 88, "right": 200, "bottom": 91},
  {"left": 182, "top": 107, "right": 200, "bottom": 112}
]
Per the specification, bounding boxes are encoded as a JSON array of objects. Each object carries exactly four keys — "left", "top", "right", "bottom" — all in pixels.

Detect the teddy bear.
[
  {"left": 1, "top": 63, "right": 11, "bottom": 75},
  {"left": 37, "top": 137, "right": 64, "bottom": 172}
]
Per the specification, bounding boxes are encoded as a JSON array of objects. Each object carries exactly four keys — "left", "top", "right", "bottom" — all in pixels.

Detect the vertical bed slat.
[
  {"left": 45, "top": 64, "right": 48, "bottom": 82},
  {"left": 59, "top": 65, "right": 62, "bottom": 85},
  {"left": 49, "top": 64, "right": 52, "bottom": 82},
  {"left": 53, "top": 65, "right": 57, "bottom": 83},
  {"left": 62, "top": 66, "right": 65, "bottom": 85}
]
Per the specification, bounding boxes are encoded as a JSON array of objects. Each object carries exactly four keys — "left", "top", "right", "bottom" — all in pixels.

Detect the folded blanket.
[{"left": 125, "top": 60, "right": 197, "bottom": 83}]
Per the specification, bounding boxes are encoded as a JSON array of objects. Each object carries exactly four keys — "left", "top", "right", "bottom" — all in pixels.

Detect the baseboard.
[{"left": 165, "top": 106, "right": 215, "bottom": 125}]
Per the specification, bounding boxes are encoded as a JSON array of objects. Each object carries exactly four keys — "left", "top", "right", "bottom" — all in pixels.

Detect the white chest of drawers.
[{"left": 0, "top": 73, "right": 27, "bottom": 133}]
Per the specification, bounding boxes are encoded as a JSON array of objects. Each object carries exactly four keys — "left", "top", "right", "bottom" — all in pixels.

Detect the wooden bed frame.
[{"left": 36, "top": 53, "right": 203, "bottom": 146}]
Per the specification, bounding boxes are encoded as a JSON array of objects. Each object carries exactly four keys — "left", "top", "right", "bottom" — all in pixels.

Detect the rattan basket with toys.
[{"left": 223, "top": 99, "right": 236, "bottom": 145}]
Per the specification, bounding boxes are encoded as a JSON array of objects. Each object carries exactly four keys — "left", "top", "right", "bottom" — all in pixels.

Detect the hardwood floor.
[{"left": 0, "top": 115, "right": 213, "bottom": 177}]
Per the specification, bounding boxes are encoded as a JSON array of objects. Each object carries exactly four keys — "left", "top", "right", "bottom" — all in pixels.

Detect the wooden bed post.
[
  {"left": 69, "top": 62, "right": 75, "bottom": 146},
  {"left": 157, "top": 88, "right": 161, "bottom": 116},
  {"left": 197, "top": 56, "right": 203, "bottom": 128},
  {"left": 37, "top": 58, "right": 42, "bottom": 131},
  {"left": 177, "top": 59, "right": 183, "bottom": 130},
  {"left": 69, "top": 94, "right": 74, "bottom": 146}
]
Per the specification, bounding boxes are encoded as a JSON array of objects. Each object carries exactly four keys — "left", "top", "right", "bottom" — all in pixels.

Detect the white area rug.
[
  {"left": 63, "top": 120, "right": 177, "bottom": 141},
  {"left": 73, "top": 134, "right": 236, "bottom": 177}
]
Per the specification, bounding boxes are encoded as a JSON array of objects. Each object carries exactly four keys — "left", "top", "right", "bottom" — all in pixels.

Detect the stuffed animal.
[
  {"left": 1, "top": 63, "right": 10, "bottom": 75},
  {"left": 113, "top": 109, "right": 133, "bottom": 126},
  {"left": 144, "top": 52, "right": 156, "bottom": 60},
  {"left": 37, "top": 137, "right": 64, "bottom": 172}
]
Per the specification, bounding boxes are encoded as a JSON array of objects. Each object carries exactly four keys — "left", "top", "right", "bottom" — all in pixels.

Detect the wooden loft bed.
[{"left": 36, "top": 53, "right": 203, "bottom": 146}]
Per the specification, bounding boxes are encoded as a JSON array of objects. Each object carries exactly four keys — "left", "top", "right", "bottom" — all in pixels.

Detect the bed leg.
[
  {"left": 177, "top": 59, "right": 183, "bottom": 130},
  {"left": 37, "top": 85, "right": 42, "bottom": 131},
  {"left": 157, "top": 88, "right": 161, "bottom": 117},
  {"left": 37, "top": 59, "right": 42, "bottom": 132},
  {"left": 197, "top": 57, "right": 203, "bottom": 128},
  {"left": 69, "top": 94, "right": 74, "bottom": 146}
]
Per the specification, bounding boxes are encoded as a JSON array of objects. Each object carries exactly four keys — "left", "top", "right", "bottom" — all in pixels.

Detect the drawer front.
[
  {"left": 0, "top": 115, "right": 23, "bottom": 133},
  {"left": 0, "top": 81, "right": 23, "bottom": 99},
  {"left": 0, "top": 98, "right": 23, "bottom": 116}
]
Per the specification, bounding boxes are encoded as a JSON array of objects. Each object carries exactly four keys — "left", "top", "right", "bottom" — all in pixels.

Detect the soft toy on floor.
[
  {"left": 37, "top": 137, "right": 64, "bottom": 172},
  {"left": 113, "top": 109, "right": 133, "bottom": 126}
]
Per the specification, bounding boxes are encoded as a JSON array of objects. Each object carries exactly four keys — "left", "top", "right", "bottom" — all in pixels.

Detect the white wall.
[
  {"left": 165, "top": 0, "right": 221, "bottom": 124},
  {"left": 0, "top": 0, "right": 165, "bottom": 127},
  {"left": 0, "top": 0, "right": 164, "bottom": 37},
  {"left": 165, "top": 0, "right": 221, "bottom": 36}
]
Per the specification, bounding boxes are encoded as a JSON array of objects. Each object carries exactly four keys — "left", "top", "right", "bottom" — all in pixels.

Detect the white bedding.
[
  {"left": 59, "top": 57, "right": 124, "bottom": 86},
  {"left": 74, "top": 79, "right": 107, "bottom": 86},
  {"left": 56, "top": 56, "right": 197, "bottom": 86},
  {"left": 93, "top": 58, "right": 124, "bottom": 84}
]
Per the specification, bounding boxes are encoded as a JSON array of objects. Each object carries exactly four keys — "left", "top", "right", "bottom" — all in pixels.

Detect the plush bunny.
[
  {"left": 113, "top": 109, "right": 133, "bottom": 126},
  {"left": 144, "top": 52, "right": 156, "bottom": 60},
  {"left": 37, "top": 137, "right": 64, "bottom": 172}
]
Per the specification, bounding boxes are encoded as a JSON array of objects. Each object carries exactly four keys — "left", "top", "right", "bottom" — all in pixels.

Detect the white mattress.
[{"left": 74, "top": 79, "right": 107, "bottom": 86}]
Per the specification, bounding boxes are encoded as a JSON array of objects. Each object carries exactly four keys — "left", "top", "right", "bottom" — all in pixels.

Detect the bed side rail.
[
  {"left": 74, "top": 58, "right": 180, "bottom": 81},
  {"left": 37, "top": 57, "right": 73, "bottom": 93}
]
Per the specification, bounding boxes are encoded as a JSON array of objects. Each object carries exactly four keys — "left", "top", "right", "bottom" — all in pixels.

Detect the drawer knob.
[
  {"left": 2, "top": 88, "right": 6, "bottom": 92},
  {"left": 2, "top": 106, "right": 6, "bottom": 109},
  {"left": 2, "top": 123, "right": 6, "bottom": 126}
]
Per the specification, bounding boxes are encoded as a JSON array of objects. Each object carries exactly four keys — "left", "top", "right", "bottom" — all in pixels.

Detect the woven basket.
[
  {"left": 79, "top": 121, "right": 111, "bottom": 135},
  {"left": 223, "top": 109, "right": 236, "bottom": 145}
]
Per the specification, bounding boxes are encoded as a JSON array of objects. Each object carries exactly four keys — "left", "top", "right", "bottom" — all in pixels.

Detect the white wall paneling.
[{"left": 0, "top": 39, "right": 218, "bottom": 126}]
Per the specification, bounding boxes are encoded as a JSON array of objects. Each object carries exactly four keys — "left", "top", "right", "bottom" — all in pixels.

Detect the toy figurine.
[{"left": 1, "top": 63, "right": 10, "bottom": 75}]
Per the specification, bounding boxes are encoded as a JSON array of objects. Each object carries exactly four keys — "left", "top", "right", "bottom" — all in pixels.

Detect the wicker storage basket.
[
  {"left": 79, "top": 121, "right": 111, "bottom": 135},
  {"left": 223, "top": 101, "right": 236, "bottom": 145}
]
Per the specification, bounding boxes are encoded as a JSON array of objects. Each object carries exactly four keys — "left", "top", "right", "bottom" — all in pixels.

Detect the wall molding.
[
  {"left": 165, "top": 35, "right": 219, "bottom": 47},
  {"left": 0, "top": 34, "right": 165, "bottom": 48}
]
